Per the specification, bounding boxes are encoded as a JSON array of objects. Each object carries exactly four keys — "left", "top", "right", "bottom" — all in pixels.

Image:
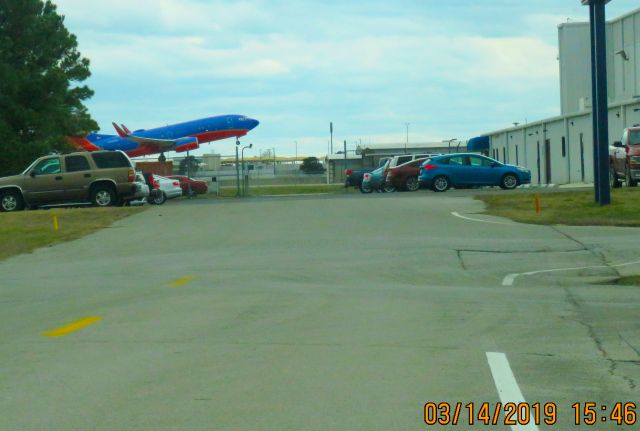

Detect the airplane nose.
[{"left": 247, "top": 118, "right": 259, "bottom": 130}]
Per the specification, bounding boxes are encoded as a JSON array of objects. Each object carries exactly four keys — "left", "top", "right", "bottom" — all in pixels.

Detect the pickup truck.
[
  {"left": 610, "top": 127, "right": 640, "bottom": 187},
  {"left": 0, "top": 150, "right": 138, "bottom": 211},
  {"left": 344, "top": 157, "right": 390, "bottom": 192}
]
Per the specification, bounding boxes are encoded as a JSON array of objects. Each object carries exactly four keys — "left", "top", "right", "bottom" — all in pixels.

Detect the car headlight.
[{"left": 517, "top": 167, "right": 530, "bottom": 173}]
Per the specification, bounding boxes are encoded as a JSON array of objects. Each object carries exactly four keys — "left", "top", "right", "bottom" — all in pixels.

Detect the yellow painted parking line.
[
  {"left": 168, "top": 275, "right": 194, "bottom": 288},
  {"left": 42, "top": 316, "right": 102, "bottom": 337}
]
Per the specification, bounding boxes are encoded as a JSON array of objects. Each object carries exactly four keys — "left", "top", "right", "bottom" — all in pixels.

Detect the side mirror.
[
  {"left": 29, "top": 171, "right": 36, "bottom": 178},
  {"left": 613, "top": 141, "right": 624, "bottom": 148}
]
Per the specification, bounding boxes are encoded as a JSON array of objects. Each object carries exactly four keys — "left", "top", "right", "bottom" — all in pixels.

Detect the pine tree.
[{"left": 0, "top": 0, "right": 97, "bottom": 175}]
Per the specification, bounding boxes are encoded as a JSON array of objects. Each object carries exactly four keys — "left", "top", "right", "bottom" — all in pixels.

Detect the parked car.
[
  {"left": 0, "top": 150, "right": 137, "bottom": 212},
  {"left": 387, "top": 153, "right": 440, "bottom": 170},
  {"left": 345, "top": 157, "right": 391, "bottom": 190},
  {"left": 361, "top": 160, "right": 395, "bottom": 193},
  {"left": 126, "top": 173, "right": 150, "bottom": 205},
  {"left": 167, "top": 175, "right": 208, "bottom": 195},
  {"left": 610, "top": 127, "right": 640, "bottom": 187},
  {"left": 386, "top": 158, "right": 431, "bottom": 191},
  {"left": 148, "top": 175, "right": 183, "bottom": 204},
  {"left": 418, "top": 153, "right": 531, "bottom": 192}
]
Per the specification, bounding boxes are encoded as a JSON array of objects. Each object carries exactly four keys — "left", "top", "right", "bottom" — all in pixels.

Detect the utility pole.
[
  {"left": 330, "top": 122, "right": 333, "bottom": 154},
  {"left": 343, "top": 140, "right": 347, "bottom": 173},
  {"left": 404, "top": 123, "right": 410, "bottom": 154},
  {"left": 273, "top": 147, "right": 276, "bottom": 176},
  {"left": 583, "top": 0, "right": 611, "bottom": 205}
]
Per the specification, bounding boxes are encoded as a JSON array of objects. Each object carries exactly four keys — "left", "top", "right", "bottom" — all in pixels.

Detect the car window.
[
  {"left": 469, "top": 155, "right": 493, "bottom": 167},
  {"left": 447, "top": 156, "right": 465, "bottom": 166},
  {"left": 65, "top": 155, "right": 91, "bottom": 172},
  {"left": 631, "top": 130, "right": 640, "bottom": 145},
  {"left": 91, "top": 152, "right": 132, "bottom": 169},
  {"left": 395, "top": 156, "right": 412, "bottom": 165},
  {"left": 33, "top": 158, "right": 61, "bottom": 175}
]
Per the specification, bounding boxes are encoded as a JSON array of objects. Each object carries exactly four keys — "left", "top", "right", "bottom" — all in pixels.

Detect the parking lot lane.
[
  {"left": 1, "top": 192, "right": 640, "bottom": 430},
  {"left": 168, "top": 275, "right": 195, "bottom": 288},
  {"left": 41, "top": 316, "right": 102, "bottom": 337}
]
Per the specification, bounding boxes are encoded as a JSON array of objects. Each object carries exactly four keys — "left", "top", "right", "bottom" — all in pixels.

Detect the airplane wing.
[{"left": 126, "top": 134, "right": 199, "bottom": 153}]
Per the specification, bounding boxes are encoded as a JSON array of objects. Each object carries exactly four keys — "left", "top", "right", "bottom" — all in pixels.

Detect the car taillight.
[
  {"left": 172, "top": 181, "right": 180, "bottom": 186},
  {"left": 423, "top": 164, "right": 438, "bottom": 171},
  {"left": 128, "top": 169, "right": 135, "bottom": 182},
  {"left": 345, "top": 170, "right": 353, "bottom": 176}
]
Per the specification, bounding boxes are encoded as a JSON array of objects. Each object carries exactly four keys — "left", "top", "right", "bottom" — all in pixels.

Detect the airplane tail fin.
[
  {"left": 112, "top": 122, "right": 128, "bottom": 137},
  {"left": 67, "top": 136, "right": 101, "bottom": 152},
  {"left": 121, "top": 124, "right": 132, "bottom": 134}
]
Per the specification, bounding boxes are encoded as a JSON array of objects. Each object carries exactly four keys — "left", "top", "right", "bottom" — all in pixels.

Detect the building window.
[{"left": 561, "top": 137, "right": 566, "bottom": 157}]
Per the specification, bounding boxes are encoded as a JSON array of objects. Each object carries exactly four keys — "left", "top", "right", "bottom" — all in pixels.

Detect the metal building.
[{"left": 481, "top": 7, "right": 640, "bottom": 186}]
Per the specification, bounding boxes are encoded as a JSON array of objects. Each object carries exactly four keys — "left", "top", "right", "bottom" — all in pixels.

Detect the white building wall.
[
  {"left": 484, "top": 7, "right": 640, "bottom": 186},
  {"left": 558, "top": 23, "right": 592, "bottom": 115}
]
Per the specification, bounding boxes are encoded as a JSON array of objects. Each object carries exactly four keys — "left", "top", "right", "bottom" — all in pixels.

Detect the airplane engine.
[{"left": 175, "top": 137, "right": 200, "bottom": 153}]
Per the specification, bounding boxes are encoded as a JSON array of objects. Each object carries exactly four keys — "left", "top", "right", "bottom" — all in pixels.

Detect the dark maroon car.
[
  {"left": 167, "top": 175, "right": 208, "bottom": 195},
  {"left": 386, "top": 158, "right": 430, "bottom": 191}
]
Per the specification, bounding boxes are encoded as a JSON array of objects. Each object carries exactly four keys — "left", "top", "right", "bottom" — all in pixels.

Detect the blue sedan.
[{"left": 418, "top": 153, "right": 531, "bottom": 192}]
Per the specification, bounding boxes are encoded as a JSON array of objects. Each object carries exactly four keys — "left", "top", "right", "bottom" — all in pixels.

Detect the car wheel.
[
  {"left": 382, "top": 182, "right": 396, "bottom": 193},
  {"left": 431, "top": 176, "right": 449, "bottom": 192},
  {"left": 405, "top": 176, "right": 420, "bottom": 192},
  {"left": 626, "top": 167, "right": 638, "bottom": 187},
  {"left": 151, "top": 191, "right": 167, "bottom": 205},
  {"left": 0, "top": 190, "right": 25, "bottom": 212},
  {"left": 359, "top": 183, "right": 373, "bottom": 194},
  {"left": 91, "top": 186, "right": 116, "bottom": 207},
  {"left": 610, "top": 166, "right": 621, "bottom": 188},
  {"left": 500, "top": 173, "right": 518, "bottom": 190}
]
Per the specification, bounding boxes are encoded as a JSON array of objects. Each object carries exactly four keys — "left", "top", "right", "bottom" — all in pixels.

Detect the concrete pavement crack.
[
  {"left": 456, "top": 248, "right": 584, "bottom": 254},
  {"left": 564, "top": 287, "right": 637, "bottom": 390},
  {"left": 551, "top": 226, "right": 621, "bottom": 278},
  {"left": 456, "top": 250, "right": 467, "bottom": 270}
]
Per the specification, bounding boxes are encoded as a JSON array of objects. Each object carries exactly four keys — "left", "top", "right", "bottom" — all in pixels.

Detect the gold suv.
[{"left": 0, "top": 151, "right": 137, "bottom": 212}]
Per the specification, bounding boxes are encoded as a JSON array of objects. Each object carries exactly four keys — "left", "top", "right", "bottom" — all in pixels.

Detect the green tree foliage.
[
  {"left": 299, "top": 156, "right": 325, "bottom": 174},
  {"left": 0, "top": 0, "right": 97, "bottom": 176},
  {"left": 178, "top": 155, "right": 200, "bottom": 176}
]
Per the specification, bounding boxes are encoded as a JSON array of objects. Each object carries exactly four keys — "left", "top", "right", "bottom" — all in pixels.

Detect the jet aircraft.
[{"left": 68, "top": 114, "right": 259, "bottom": 160}]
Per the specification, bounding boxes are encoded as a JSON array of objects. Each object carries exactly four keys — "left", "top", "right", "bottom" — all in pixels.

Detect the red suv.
[{"left": 610, "top": 127, "right": 640, "bottom": 187}]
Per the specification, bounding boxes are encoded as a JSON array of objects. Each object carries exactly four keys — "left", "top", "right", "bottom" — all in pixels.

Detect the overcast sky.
[{"left": 55, "top": 0, "right": 639, "bottom": 158}]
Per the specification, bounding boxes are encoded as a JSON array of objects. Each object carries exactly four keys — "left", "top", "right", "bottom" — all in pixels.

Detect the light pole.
[
  {"left": 443, "top": 138, "right": 457, "bottom": 154},
  {"left": 235, "top": 139, "right": 241, "bottom": 196},
  {"left": 294, "top": 140, "right": 298, "bottom": 160},
  {"left": 273, "top": 147, "right": 276, "bottom": 176},
  {"left": 241, "top": 143, "right": 252, "bottom": 196}
]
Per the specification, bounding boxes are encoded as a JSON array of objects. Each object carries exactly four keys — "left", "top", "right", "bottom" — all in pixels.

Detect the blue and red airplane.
[{"left": 68, "top": 114, "right": 259, "bottom": 159}]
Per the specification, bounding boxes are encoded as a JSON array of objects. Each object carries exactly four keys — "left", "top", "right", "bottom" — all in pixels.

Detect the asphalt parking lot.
[{"left": 2, "top": 191, "right": 640, "bottom": 430}]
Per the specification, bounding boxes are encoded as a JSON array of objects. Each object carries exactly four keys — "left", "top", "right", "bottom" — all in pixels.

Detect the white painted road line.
[
  {"left": 486, "top": 352, "right": 540, "bottom": 431},
  {"left": 502, "top": 259, "right": 640, "bottom": 286},
  {"left": 451, "top": 211, "right": 514, "bottom": 225}
]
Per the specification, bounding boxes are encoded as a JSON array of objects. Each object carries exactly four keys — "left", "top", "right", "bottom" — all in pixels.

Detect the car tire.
[
  {"left": 500, "top": 173, "right": 518, "bottom": 190},
  {"left": 359, "top": 183, "right": 373, "bottom": 194},
  {"left": 382, "top": 182, "right": 396, "bottom": 193},
  {"left": 0, "top": 190, "right": 25, "bottom": 212},
  {"left": 626, "top": 167, "right": 638, "bottom": 187},
  {"left": 91, "top": 186, "right": 116, "bottom": 207},
  {"left": 610, "top": 166, "right": 621, "bottom": 188},
  {"left": 405, "top": 176, "right": 420, "bottom": 192},
  {"left": 431, "top": 176, "right": 449, "bottom": 192},
  {"left": 151, "top": 191, "right": 167, "bottom": 205}
]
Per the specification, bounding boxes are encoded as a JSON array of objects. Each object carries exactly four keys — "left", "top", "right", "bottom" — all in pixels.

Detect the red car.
[
  {"left": 386, "top": 158, "right": 430, "bottom": 191},
  {"left": 167, "top": 175, "right": 209, "bottom": 195}
]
